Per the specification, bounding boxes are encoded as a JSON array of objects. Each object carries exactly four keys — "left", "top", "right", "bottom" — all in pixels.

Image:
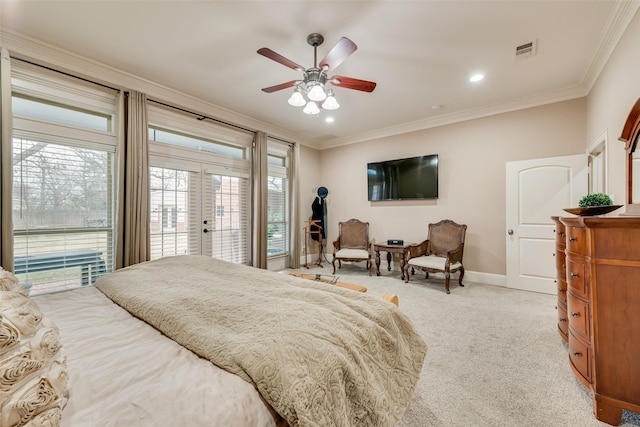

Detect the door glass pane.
[
  {"left": 150, "top": 167, "right": 196, "bottom": 259},
  {"left": 210, "top": 175, "right": 249, "bottom": 264}
]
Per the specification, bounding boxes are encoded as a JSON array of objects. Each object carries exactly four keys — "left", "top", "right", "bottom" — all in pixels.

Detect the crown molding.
[{"left": 581, "top": 0, "right": 640, "bottom": 91}]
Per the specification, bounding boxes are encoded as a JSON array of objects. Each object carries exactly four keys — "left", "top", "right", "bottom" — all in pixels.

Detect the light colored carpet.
[{"left": 288, "top": 262, "right": 640, "bottom": 427}]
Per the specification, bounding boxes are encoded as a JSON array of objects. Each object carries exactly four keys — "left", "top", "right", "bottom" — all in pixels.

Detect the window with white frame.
[
  {"left": 267, "top": 140, "right": 290, "bottom": 257},
  {"left": 11, "top": 62, "right": 118, "bottom": 295}
]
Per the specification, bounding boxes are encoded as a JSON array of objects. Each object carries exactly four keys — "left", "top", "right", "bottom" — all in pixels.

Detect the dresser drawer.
[
  {"left": 555, "top": 249, "right": 566, "bottom": 275},
  {"left": 566, "top": 227, "right": 586, "bottom": 254},
  {"left": 557, "top": 300, "right": 568, "bottom": 338},
  {"left": 556, "top": 278, "right": 567, "bottom": 303},
  {"left": 568, "top": 333, "right": 591, "bottom": 382},
  {"left": 567, "top": 292, "right": 590, "bottom": 339},
  {"left": 566, "top": 259, "right": 588, "bottom": 296}
]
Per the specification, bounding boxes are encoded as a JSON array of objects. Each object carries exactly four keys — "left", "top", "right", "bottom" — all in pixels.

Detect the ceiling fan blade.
[
  {"left": 257, "top": 48, "right": 305, "bottom": 71},
  {"left": 330, "top": 76, "right": 377, "bottom": 93},
  {"left": 261, "top": 80, "right": 299, "bottom": 93},
  {"left": 319, "top": 37, "right": 357, "bottom": 72}
]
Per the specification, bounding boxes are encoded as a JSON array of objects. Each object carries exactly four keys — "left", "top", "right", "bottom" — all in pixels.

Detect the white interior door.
[{"left": 506, "top": 154, "right": 587, "bottom": 294}]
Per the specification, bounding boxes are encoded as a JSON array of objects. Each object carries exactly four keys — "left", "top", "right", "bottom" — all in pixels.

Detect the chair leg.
[
  {"left": 332, "top": 258, "right": 337, "bottom": 274},
  {"left": 445, "top": 271, "right": 451, "bottom": 294},
  {"left": 404, "top": 264, "right": 411, "bottom": 283},
  {"left": 459, "top": 267, "right": 465, "bottom": 287}
]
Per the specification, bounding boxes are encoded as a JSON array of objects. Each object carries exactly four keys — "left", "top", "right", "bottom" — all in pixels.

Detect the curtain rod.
[
  {"left": 11, "top": 55, "right": 120, "bottom": 92},
  {"left": 11, "top": 55, "right": 297, "bottom": 146}
]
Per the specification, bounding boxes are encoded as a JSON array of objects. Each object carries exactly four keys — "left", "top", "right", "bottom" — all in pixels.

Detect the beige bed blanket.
[{"left": 95, "top": 255, "right": 427, "bottom": 427}]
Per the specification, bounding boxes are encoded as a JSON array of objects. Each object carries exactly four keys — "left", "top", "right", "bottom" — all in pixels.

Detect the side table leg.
[
  {"left": 375, "top": 249, "right": 381, "bottom": 276},
  {"left": 386, "top": 252, "right": 392, "bottom": 271},
  {"left": 400, "top": 252, "right": 406, "bottom": 280}
]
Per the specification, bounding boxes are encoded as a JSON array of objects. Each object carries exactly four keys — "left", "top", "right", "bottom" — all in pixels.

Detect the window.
[
  {"left": 267, "top": 145, "right": 290, "bottom": 257},
  {"left": 11, "top": 63, "right": 117, "bottom": 294}
]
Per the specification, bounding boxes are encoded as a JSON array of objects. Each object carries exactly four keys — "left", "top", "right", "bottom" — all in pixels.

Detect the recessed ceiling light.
[
  {"left": 325, "top": 117, "right": 334, "bottom": 123},
  {"left": 470, "top": 73, "right": 485, "bottom": 83},
  {"left": 432, "top": 104, "right": 443, "bottom": 110}
]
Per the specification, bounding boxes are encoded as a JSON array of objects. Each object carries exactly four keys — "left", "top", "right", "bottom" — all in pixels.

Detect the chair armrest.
[
  {"left": 447, "top": 243, "right": 464, "bottom": 263},
  {"left": 406, "top": 240, "right": 430, "bottom": 260},
  {"left": 333, "top": 239, "right": 340, "bottom": 253}
]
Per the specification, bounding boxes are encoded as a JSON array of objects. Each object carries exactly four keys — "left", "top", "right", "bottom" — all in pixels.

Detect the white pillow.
[{"left": 0, "top": 267, "right": 68, "bottom": 427}]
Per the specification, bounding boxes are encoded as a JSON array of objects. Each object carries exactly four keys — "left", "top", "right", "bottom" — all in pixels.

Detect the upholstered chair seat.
[
  {"left": 335, "top": 248, "right": 370, "bottom": 260},
  {"left": 332, "top": 219, "right": 372, "bottom": 275},
  {"left": 407, "top": 255, "right": 462, "bottom": 272}
]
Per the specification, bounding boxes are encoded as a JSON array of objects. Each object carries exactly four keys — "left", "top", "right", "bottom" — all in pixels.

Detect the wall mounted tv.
[{"left": 367, "top": 154, "right": 439, "bottom": 201}]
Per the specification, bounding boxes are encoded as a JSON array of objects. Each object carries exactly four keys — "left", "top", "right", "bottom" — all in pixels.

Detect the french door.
[{"left": 150, "top": 161, "right": 250, "bottom": 264}]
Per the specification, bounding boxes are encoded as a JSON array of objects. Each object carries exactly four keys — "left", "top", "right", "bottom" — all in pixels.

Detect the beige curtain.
[
  {"left": 252, "top": 131, "right": 268, "bottom": 268},
  {"left": 115, "top": 90, "right": 150, "bottom": 268},
  {"left": 288, "top": 143, "right": 300, "bottom": 268},
  {"left": 0, "top": 49, "right": 13, "bottom": 270}
]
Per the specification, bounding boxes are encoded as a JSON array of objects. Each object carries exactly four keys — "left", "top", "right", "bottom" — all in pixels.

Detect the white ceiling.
[{"left": 1, "top": 1, "right": 637, "bottom": 149}]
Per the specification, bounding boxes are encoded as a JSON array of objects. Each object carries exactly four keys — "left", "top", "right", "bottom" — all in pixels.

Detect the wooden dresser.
[
  {"left": 551, "top": 216, "right": 568, "bottom": 341},
  {"left": 559, "top": 216, "right": 640, "bottom": 425}
]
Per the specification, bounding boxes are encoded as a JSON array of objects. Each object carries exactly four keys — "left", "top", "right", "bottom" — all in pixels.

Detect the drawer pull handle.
[
  {"left": 572, "top": 351, "right": 581, "bottom": 356},
  {"left": 569, "top": 237, "right": 577, "bottom": 241},
  {"left": 560, "top": 318, "right": 567, "bottom": 322},
  {"left": 571, "top": 312, "right": 580, "bottom": 317},
  {"left": 570, "top": 272, "right": 578, "bottom": 278}
]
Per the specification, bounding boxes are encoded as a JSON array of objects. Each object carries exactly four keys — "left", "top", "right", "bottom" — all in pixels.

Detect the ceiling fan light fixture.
[
  {"left": 322, "top": 90, "right": 340, "bottom": 110},
  {"left": 288, "top": 89, "right": 306, "bottom": 107},
  {"left": 303, "top": 101, "right": 320, "bottom": 115},
  {"left": 307, "top": 84, "right": 327, "bottom": 101},
  {"left": 258, "top": 34, "right": 376, "bottom": 115}
]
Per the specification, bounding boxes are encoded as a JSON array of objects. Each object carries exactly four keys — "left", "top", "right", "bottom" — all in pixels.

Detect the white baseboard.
[{"left": 463, "top": 270, "right": 507, "bottom": 287}]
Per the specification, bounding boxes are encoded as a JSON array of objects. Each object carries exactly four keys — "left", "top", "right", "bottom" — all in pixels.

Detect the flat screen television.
[{"left": 367, "top": 154, "right": 438, "bottom": 201}]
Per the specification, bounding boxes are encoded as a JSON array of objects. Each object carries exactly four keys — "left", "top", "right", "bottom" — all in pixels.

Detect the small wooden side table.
[{"left": 373, "top": 243, "right": 413, "bottom": 280}]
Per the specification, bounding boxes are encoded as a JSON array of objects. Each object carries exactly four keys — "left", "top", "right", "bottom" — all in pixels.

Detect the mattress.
[{"left": 34, "top": 286, "right": 279, "bottom": 427}]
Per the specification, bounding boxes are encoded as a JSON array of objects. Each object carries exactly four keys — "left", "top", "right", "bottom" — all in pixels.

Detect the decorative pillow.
[{"left": 0, "top": 267, "right": 68, "bottom": 427}]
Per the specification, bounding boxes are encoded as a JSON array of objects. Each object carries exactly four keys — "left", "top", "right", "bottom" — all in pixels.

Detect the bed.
[{"left": 1, "top": 255, "right": 427, "bottom": 427}]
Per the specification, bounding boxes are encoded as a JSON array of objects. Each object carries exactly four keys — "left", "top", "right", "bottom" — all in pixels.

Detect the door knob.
[{"left": 507, "top": 229, "right": 514, "bottom": 235}]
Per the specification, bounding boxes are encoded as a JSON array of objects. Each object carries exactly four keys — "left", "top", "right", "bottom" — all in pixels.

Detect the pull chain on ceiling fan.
[{"left": 258, "top": 33, "right": 377, "bottom": 115}]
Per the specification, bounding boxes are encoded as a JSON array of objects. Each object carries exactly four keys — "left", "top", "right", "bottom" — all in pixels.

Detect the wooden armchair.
[
  {"left": 403, "top": 219, "right": 467, "bottom": 293},
  {"left": 332, "top": 218, "right": 372, "bottom": 276}
]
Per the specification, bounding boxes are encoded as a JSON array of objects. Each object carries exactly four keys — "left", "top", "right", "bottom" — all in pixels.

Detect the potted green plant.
[
  {"left": 578, "top": 193, "right": 613, "bottom": 207},
  {"left": 564, "top": 193, "right": 622, "bottom": 216}
]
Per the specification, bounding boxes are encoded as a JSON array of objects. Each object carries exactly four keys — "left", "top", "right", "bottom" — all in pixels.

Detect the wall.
[
  {"left": 587, "top": 8, "right": 640, "bottom": 204},
  {"left": 316, "top": 98, "right": 587, "bottom": 276}
]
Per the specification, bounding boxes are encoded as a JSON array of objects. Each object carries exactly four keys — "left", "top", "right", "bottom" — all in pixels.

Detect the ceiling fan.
[{"left": 258, "top": 33, "right": 377, "bottom": 114}]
